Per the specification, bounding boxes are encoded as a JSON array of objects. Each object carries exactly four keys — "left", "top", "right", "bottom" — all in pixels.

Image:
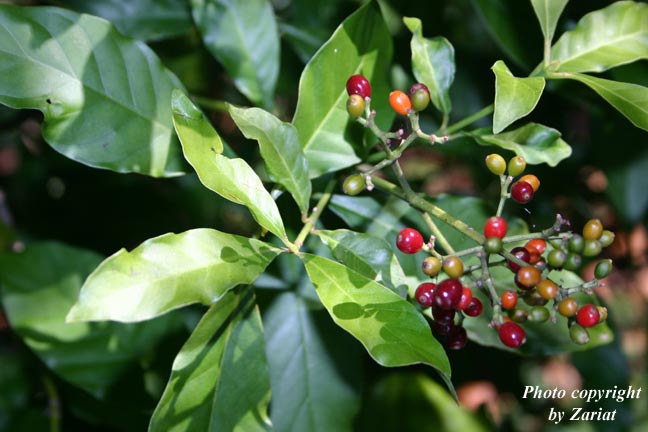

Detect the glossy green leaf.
[
  {"left": 66, "top": 229, "right": 281, "bottom": 323},
  {"left": 472, "top": 123, "right": 572, "bottom": 166},
  {"left": 0, "top": 5, "right": 183, "bottom": 177},
  {"left": 172, "top": 91, "right": 287, "bottom": 240},
  {"left": 317, "top": 229, "right": 407, "bottom": 296},
  {"left": 551, "top": 1, "right": 648, "bottom": 73},
  {"left": 559, "top": 72, "right": 648, "bottom": 132},
  {"left": 360, "top": 373, "right": 488, "bottom": 432},
  {"left": 530, "top": 0, "right": 569, "bottom": 42},
  {"left": 403, "top": 17, "right": 455, "bottom": 114},
  {"left": 0, "top": 242, "right": 183, "bottom": 398},
  {"left": 150, "top": 287, "right": 272, "bottom": 432},
  {"left": 229, "top": 105, "right": 312, "bottom": 215},
  {"left": 301, "top": 254, "right": 451, "bottom": 377},
  {"left": 191, "top": 0, "right": 279, "bottom": 108},
  {"left": 64, "top": 0, "right": 192, "bottom": 41},
  {"left": 293, "top": 1, "right": 392, "bottom": 178},
  {"left": 463, "top": 267, "right": 614, "bottom": 355},
  {"left": 172, "top": 89, "right": 223, "bottom": 155},
  {"left": 263, "top": 292, "right": 361, "bottom": 432},
  {"left": 492, "top": 60, "right": 545, "bottom": 133}
]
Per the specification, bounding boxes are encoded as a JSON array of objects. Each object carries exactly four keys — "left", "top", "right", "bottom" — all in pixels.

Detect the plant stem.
[
  {"left": 292, "top": 180, "right": 336, "bottom": 252},
  {"left": 445, "top": 104, "right": 494, "bottom": 135},
  {"left": 496, "top": 175, "right": 512, "bottom": 217},
  {"left": 42, "top": 374, "right": 61, "bottom": 432},
  {"left": 371, "top": 176, "right": 484, "bottom": 245},
  {"left": 422, "top": 213, "right": 455, "bottom": 255},
  {"left": 192, "top": 96, "right": 230, "bottom": 113},
  {"left": 478, "top": 252, "right": 502, "bottom": 324}
]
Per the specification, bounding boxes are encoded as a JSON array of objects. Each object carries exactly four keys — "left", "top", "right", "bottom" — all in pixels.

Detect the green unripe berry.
[
  {"left": 510, "top": 308, "right": 528, "bottom": 323},
  {"left": 599, "top": 230, "right": 615, "bottom": 248},
  {"left": 594, "top": 259, "right": 613, "bottom": 279},
  {"left": 346, "top": 94, "right": 365, "bottom": 118},
  {"left": 547, "top": 248, "right": 567, "bottom": 269},
  {"left": 529, "top": 305, "right": 550, "bottom": 323},
  {"left": 485, "top": 154, "right": 506, "bottom": 175},
  {"left": 568, "top": 235, "right": 584, "bottom": 254},
  {"left": 569, "top": 323, "right": 590, "bottom": 345},
  {"left": 342, "top": 174, "right": 365, "bottom": 195},
  {"left": 522, "top": 289, "right": 548, "bottom": 306},
  {"left": 409, "top": 83, "right": 431, "bottom": 112},
  {"left": 582, "top": 239, "right": 602, "bottom": 257},
  {"left": 507, "top": 156, "right": 526, "bottom": 177},
  {"left": 483, "top": 237, "right": 503, "bottom": 254},
  {"left": 583, "top": 218, "right": 603, "bottom": 240},
  {"left": 563, "top": 253, "right": 582, "bottom": 272},
  {"left": 422, "top": 256, "right": 442, "bottom": 276}
]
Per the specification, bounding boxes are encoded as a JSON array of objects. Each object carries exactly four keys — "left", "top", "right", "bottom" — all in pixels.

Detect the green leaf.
[
  {"left": 360, "top": 373, "right": 489, "bottom": 432},
  {"left": 317, "top": 229, "right": 407, "bottom": 296},
  {"left": 403, "top": 17, "right": 455, "bottom": 114},
  {"left": 66, "top": 229, "right": 281, "bottom": 323},
  {"left": 607, "top": 149, "right": 648, "bottom": 223},
  {"left": 463, "top": 268, "right": 614, "bottom": 355},
  {"left": 190, "top": 0, "right": 279, "bottom": 109},
  {"left": 0, "top": 5, "right": 183, "bottom": 177},
  {"left": 229, "top": 105, "right": 312, "bottom": 215},
  {"left": 471, "top": 123, "right": 572, "bottom": 166},
  {"left": 293, "top": 1, "right": 393, "bottom": 178},
  {"left": 64, "top": 0, "right": 192, "bottom": 41},
  {"left": 530, "top": 0, "right": 569, "bottom": 42},
  {"left": 0, "top": 242, "right": 183, "bottom": 397},
  {"left": 172, "top": 91, "right": 287, "bottom": 240},
  {"left": 551, "top": 1, "right": 648, "bottom": 73},
  {"left": 150, "top": 287, "right": 272, "bottom": 432},
  {"left": 492, "top": 60, "right": 545, "bottom": 133},
  {"left": 301, "top": 254, "right": 451, "bottom": 377},
  {"left": 263, "top": 292, "right": 361, "bottom": 432},
  {"left": 558, "top": 72, "right": 648, "bottom": 132}
]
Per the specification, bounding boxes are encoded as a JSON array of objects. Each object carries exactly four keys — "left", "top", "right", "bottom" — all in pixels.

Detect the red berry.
[
  {"left": 433, "top": 278, "right": 463, "bottom": 310},
  {"left": 432, "top": 306, "right": 455, "bottom": 323},
  {"left": 389, "top": 90, "right": 412, "bottom": 115},
  {"left": 484, "top": 216, "right": 508, "bottom": 239},
  {"left": 464, "top": 297, "right": 483, "bottom": 317},
  {"left": 507, "top": 246, "right": 531, "bottom": 272},
  {"left": 500, "top": 290, "right": 517, "bottom": 309},
  {"left": 510, "top": 181, "right": 534, "bottom": 204},
  {"left": 525, "top": 238, "right": 547, "bottom": 255},
  {"left": 457, "top": 287, "right": 473, "bottom": 310},
  {"left": 446, "top": 326, "right": 467, "bottom": 350},
  {"left": 346, "top": 74, "right": 371, "bottom": 98},
  {"left": 396, "top": 228, "right": 424, "bottom": 254},
  {"left": 498, "top": 321, "right": 526, "bottom": 348},
  {"left": 414, "top": 282, "right": 436, "bottom": 307},
  {"left": 576, "top": 304, "right": 601, "bottom": 328}
]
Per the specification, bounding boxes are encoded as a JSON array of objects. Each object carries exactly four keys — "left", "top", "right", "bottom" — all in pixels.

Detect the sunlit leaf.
[
  {"left": 150, "top": 287, "right": 272, "bottom": 432},
  {"left": 558, "top": 72, "right": 648, "bottom": 132},
  {"left": 551, "top": 1, "right": 648, "bottom": 73},
  {"left": 403, "top": 17, "right": 455, "bottom": 114},
  {"left": 66, "top": 229, "right": 281, "bottom": 322},
  {"left": 293, "top": 0, "right": 392, "bottom": 178},
  {"left": 301, "top": 254, "right": 451, "bottom": 378},
  {"left": 263, "top": 292, "right": 361, "bottom": 432},
  {"left": 172, "top": 91, "right": 287, "bottom": 240},
  {"left": 471, "top": 123, "right": 572, "bottom": 166},
  {"left": 0, "top": 242, "right": 183, "bottom": 397},
  {"left": 492, "top": 60, "right": 545, "bottom": 133},
  {"left": 191, "top": 0, "right": 279, "bottom": 108},
  {"left": 0, "top": 5, "right": 183, "bottom": 176},
  {"left": 530, "top": 0, "right": 569, "bottom": 43},
  {"left": 317, "top": 229, "right": 407, "bottom": 296},
  {"left": 229, "top": 105, "right": 312, "bottom": 215}
]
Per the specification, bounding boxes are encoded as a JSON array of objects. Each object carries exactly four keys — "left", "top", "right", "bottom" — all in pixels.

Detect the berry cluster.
[{"left": 343, "top": 75, "right": 614, "bottom": 351}]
